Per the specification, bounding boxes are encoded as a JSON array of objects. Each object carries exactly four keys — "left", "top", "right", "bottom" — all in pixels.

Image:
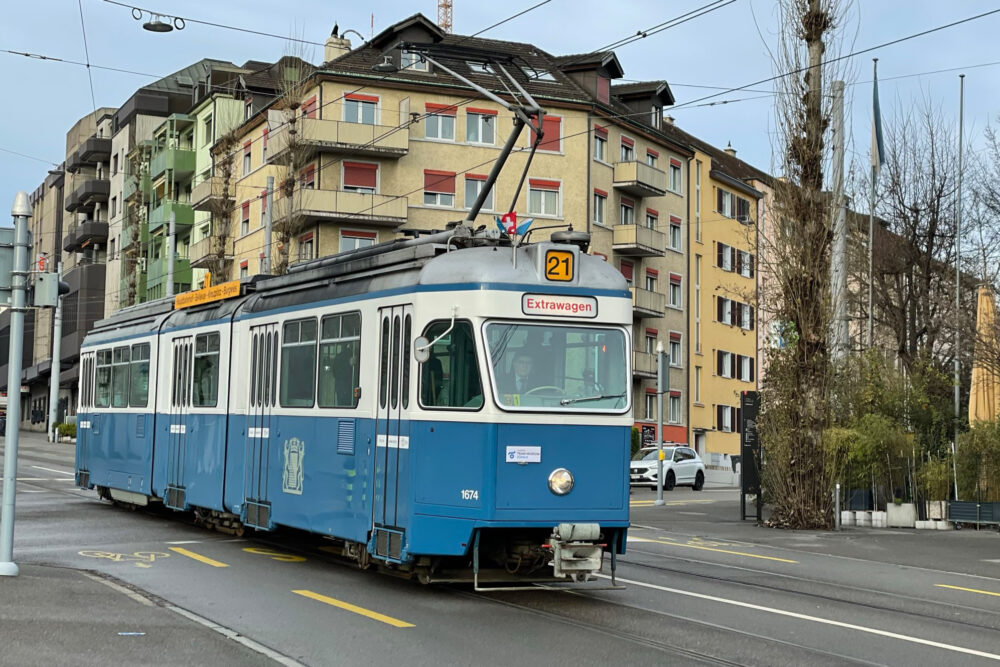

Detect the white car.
[{"left": 629, "top": 445, "right": 706, "bottom": 491}]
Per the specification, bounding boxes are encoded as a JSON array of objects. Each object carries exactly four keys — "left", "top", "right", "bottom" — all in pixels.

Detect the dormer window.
[
  {"left": 401, "top": 50, "right": 428, "bottom": 72},
  {"left": 651, "top": 106, "right": 662, "bottom": 129},
  {"left": 523, "top": 67, "right": 556, "bottom": 83},
  {"left": 467, "top": 61, "right": 493, "bottom": 74}
]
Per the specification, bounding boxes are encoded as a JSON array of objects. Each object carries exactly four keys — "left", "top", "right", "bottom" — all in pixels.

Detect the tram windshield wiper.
[{"left": 560, "top": 393, "right": 626, "bottom": 406}]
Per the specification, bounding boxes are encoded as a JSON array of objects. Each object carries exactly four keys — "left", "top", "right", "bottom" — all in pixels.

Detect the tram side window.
[
  {"left": 111, "top": 346, "right": 130, "bottom": 408},
  {"left": 95, "top": 350, "right": 112, "bottom": 408},
  {"left": 193, "top": 332, "right": 220, "bottom": 407},
  {"left": 280, "top": 318, "right": 317, "bottom": 407},
  {"left": 318, "top": 312, "right": 361, "bottom": 408},
  {"left": 129, "top": 343, "right": 150, "bottom": 407},
  {"left": 420, "top": 320, "right": 483, "bottom": 409}
]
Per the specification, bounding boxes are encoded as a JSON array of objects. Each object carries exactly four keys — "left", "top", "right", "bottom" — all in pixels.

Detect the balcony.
[
  {"left": 630, "top": 286, "right": 665, "bottom": 319},
  {"left": 123, "top": 171, "right": 151, "bottom": 203},
  {"left": 612, "top": 224, "right": 665, "bottom": 257},
  {"left": 266, "top": 118, "right": 409, "bottom": 162},
  {"left": 188, "top": 236, "right": 232, "bottom": 269},
  {"left": 150, "top": 146, "right": 196, "bottom": 180},
  {"left": 633, "top": 350, "right": 657, "bottom": 379},
  {"left": 191, "top": 176, "right": 228, "bottom": 211},
  {"left": 63, "top": 220, "right": 110, "bottom": 252},
  {"left": 65, "top": 136, "right": 112, "bottom": 173},
  {"left": 65, "top": 178, "right": 110, "bottom": 213},
  {"left": 613, "top": 161, "right": 667, "bottom": 198},
  {"left": 278, "top": 188, "right": 408, "bottom": 228},
  {"left": 148, "top": 200, "right": 194, "bottom": 234},
  {"left": 146, "top": 255, "right": 192, "bottom": 289}
]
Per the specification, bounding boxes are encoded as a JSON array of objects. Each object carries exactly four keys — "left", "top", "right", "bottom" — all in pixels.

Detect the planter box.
[
  {"left": 841, "top": 511, "right": 855, "bottom": 527},
  {"left": 872, "top": 511, "right": 887, "bottom": 528},
  {"left": 856, "top": 511, "right": 872, "bottom": 527},
  {"left": 935, "top": 520, "right": 952, "bottom": 530},
  {"left": 887, "top": 503, "right": 916, "bottom": 528}
]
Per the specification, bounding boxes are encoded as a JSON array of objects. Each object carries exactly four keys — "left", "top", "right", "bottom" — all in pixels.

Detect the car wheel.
[
  {"left": 693, "top": 471, "right": 704, "bottom": 491},
  {"left": 664, "top": 471, "right": 675, "bottom": 491}
]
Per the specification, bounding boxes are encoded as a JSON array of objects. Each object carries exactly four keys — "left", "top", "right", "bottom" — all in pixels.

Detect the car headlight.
[{"left": 548, "top": 468, "right": 574, "bottom": 495}]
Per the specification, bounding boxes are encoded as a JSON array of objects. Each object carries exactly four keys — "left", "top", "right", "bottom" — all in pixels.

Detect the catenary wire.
[{"left": 76, "top": 0, "right": 98, "bottom": 111}]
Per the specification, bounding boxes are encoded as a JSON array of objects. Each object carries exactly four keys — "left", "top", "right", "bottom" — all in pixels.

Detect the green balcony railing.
[
  {"left": 150, "top": 147, "right": 196, "bottom": 180},
  {"left": 148, "top": 200, "right": 194, "bottom": 233}
]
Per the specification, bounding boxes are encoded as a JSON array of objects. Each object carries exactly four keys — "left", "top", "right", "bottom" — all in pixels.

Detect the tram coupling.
[{"left": 549, "top": 523, "right": 604, "bottom": 582}]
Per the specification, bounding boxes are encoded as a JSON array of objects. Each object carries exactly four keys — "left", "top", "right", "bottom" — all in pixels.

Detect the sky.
[{"left": 3, "top": 0, "right": 1000, "bottom": 223}]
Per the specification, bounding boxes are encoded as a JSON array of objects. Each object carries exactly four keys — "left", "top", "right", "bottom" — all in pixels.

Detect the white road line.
[
  {"left": 165, "top": 540, "right": 202, "bottom": 545},
  {"left": 597, "top": 574, "right": 1000, "bottom": 661},
  {"left": 31, "top": 465, "right": 74, "bottom": 476},
  {"left": 82, "top": 572, "right": 155, "bottom": 607}
]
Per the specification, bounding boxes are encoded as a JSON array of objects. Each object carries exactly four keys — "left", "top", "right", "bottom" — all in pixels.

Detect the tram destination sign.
[
  {"left": 174, "top": 280, "right": 242, "bottom": 310},
  {"left": 522, "top": 294, "right": 597, "bottom": 318}
]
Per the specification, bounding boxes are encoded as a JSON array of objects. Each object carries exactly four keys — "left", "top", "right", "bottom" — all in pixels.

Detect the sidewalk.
[{"left": 0, "top": 565, "right": 287, "bottom": 666}]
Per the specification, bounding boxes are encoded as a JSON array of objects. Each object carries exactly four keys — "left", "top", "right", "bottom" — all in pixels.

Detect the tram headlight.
[{"left": 548, "top": 468, "right": 574, "bottom": 495}]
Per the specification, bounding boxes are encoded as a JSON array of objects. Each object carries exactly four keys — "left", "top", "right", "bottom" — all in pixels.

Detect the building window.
[
  {"left": 112, "top": 154, "right": 119, "bottom": 175},
  {"left": 340, "top": 230, "right": 376, "bottom": 252},
  {"left": 401, "top": 50, "right": 428, "bottom": 71},
  {"left": 298, "top": 164, "right": 316, "bottom": 189},
  {"left": 619, "top": 198, "right": 634, "bottom": 225},
  {"left": 527, "top": 179, "right": 560, "bottom": 217},
  {"left": 425, "top": 103, "right": 456, "bottom": 140},
  {"left": 203, "top": 115, "right": 213, "bottom": 145},
  {"left": 621, "top": 137, "right": 634, "bottom": 162},
  {"left": 669, "top": 216, "right": 682, "bottom": 250},
  {"left": 669, "top": 158, "right": 682, "bottom": 193},
  {"left": 110, "top": 196, "right": 117, "bottom": 219},
  {"left": 530, "top": 115, "right": 562, "bottom": 152},
  {"left": 652, "top": 106, "right": 663, "bottom": 129},
  {"left": 737, "top": 250, "right": 754, "bottom": 278},
  {"left": 423, "top": 170, "right": 456, "bottom": 207},
  {"left": 695, "top": 255, "right": 702, "bottom": 352},
  {"left": 242, "top": 141, "right": 251, "bottom": 176},
  {"left": 344, "top": 94, "right": 378, "bottom": 125},
  {"left": 695, "top": 160, "right": 702, "bottom": 241},
  {"left": 301, "top": 96, "right": 318, "bottom": 119},
  {"left": 739, "top": 302, "right": 755, "bottom": 331},
  {"left": 645, "top": 209, "right": 658, "bottom": 230},
  {"left": 717, "top": 188, "right": 735, "bottom": 218},
  {"left": 343, "top": 161, "right": 378, "bottom": 194},
  {"left": 241, "top": 201, "right": 250, "bottom": 236},
  {"left": 298, "top": 233, "right": 314, "bottom": 262},
  {"left": 718, "top": 350, "right": 733, "bottom": 378},
  {"left": 737, "top": 196, "right": 751, "bottom": 223},
  {"left": 669, "top": 334, "right": 681, "bottom": 367},
  {"left": 244, "top": 97, "right": 253, "bottom": 121},
  {"left": 260, "top": 189, "right": 267, "bottom": 227},
  {"left": 466, "top": 110, "right": 496, "bottom": 144},
  {"left": 646, "top": 149, "right": 658, "bottom": 168},
  {"left": 668, "top": 393, "right": 681, "bottom": 423},
  {"left": 718, "top": 297, "right": 733, "bottom": 325},
  {"left": 645, "top": 393, "right": 656, "bottom": 421},
  {"left": 593, "top": 190, "right": 607, "bottom": 225},
  {"left": 109, "top": 237, "right": 116, "bottom": 259},
  {"left": 645, "top": 270, "right": 657, "bottom": 292},
  {"left": 239, "top": 260, "right": 248, "bottom": 278},
  {"left": 594, "top": 131, "right": 607, "bottom": 161},
  {"left": 739, "top": 354, "right": 754, "bottom": 382},
  {"left": 645, "top": 331, "right": 656, "bottom": 354},
  {"left": 262, "top": 129, "right": 269, "bottom": 163},
  {"left": 669, "top": 274, "right": 682, "bottom": 308},
  {"left": 717, "top": 242, "right": 734, "bottom": 271},
  {"left": 464, "top": 175, "right": 494, "bottom": 211},
  {"left": 695, "top": 366, "right": 702, "bottom": 403},
  {"left": 620, "top": 260, "right": 633, "bottom": 285},
  {"left": 717, "top": 405, "right": 736, "bottom": 433}
]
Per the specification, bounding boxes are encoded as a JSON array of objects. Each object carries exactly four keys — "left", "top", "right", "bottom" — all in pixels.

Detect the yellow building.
[{"left": 220, "top": 13, "right": 694, "bottom": 440}]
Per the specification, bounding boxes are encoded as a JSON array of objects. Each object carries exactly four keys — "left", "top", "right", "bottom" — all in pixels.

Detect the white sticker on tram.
[
  {"left": 248, "top": 427, "right": 270, "bottom": 438},
  {"left": 376, "top": 434, "right": 410, "bottom": 450},
  {"left": 78, "top": 421, "right": 91, "bottom": 429},
  {"left": 169, "top": 424, "right": 186, "bottom": 434},
  {"left": 505, "top": 445, "right": 541, "bottom": 463}
]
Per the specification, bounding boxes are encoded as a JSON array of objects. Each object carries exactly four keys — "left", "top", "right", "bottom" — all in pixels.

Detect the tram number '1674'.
[
  {"left": 545, "top": 250, "right": 574, "bottom": 282},
  {"left": 461, "top": 489, "right": 479, "bottom": 501}
]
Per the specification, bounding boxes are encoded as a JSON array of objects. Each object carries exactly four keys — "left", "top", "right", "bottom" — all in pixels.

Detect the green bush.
[
  {"left": 918, "top": 459, "right": 952, "bottom": 500},
  {"left": 957, "top": 423, "right": 1000, "bottom": 501},
  {"left": 57, "top": 422, "right": 76, "bottom": 438}
]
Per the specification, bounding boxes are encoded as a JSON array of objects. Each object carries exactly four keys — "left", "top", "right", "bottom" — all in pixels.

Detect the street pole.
[
  {"left": 953, "top": 74, "right": 964, "bottom": 501},
  {"left": 47, "top": 261, "right": 63, "bottom": 443},
  {"left": 263, "top": 176, "right": 274, "bottom": 274},
  {"left": 166, "top": 210, "right": 176, "bottom": 298},
  {"left": 655, "top": 340, "right": 666, "bottom": 507},
  {"left": 1, "top": 191, "right": 31, "bottom": 577},
  {"left": 868, "top": 60, "right": 878, "bottom": 349},
  {"left": 830, "top": 80, "right": 847, "bottom": 360}
]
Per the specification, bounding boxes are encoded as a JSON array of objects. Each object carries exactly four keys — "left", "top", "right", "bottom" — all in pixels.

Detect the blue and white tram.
[{"left": 75, "top": 226, "right": 634, "bottom": 586}]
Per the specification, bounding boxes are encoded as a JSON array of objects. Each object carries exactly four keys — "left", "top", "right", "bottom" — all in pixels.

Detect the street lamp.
[{"left": 131, "top": 8, "right": 185, "bottom": 32}]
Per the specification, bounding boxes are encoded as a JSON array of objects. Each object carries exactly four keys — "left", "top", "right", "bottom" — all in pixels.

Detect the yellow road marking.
[
  {"left": 631, "top": 537, "right": 798, "bottom": 563},
  {"left": 293, "top": 589, "right": 414, "bottom": 628},
  {"left": 936, "top": 584, "right": 1000, "bottom": 598},
  {"left": 169, "top": 547, "right": 229, "bottom": 568},
  {"left": 242, "top": 547, "right": 306, "bottom": 562}
]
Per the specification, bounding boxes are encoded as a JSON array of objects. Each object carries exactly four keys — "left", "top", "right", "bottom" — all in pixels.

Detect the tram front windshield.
[{"left": 485, "top": 322, "right": 629, "bottom": 411}]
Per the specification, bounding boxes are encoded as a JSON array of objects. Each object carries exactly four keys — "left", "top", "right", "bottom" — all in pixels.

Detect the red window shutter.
[
  {"left": 645, "top": 328, "right": 658, "bottom": 336},
  {"left": 243, "top": 141, "right": 251, "bottom": 154},
  {"left": 344, "top": 162, "right": 378, "bottom": 188},
  {"left": 669, "top": 273, "right": 682, "bottom": 284},
  {"left": 620, "top": 260, "right": 633, "bottom": 281},
  {"left": 647, "top": 148, "right": 660, "bottom": 158},
  {"left": 669, "top": 332, "right": 681, "bottom": 342},
  {"left": 424, "top": 170, "right": 456, "bottom": 194},
  {"left": 646, "top": 208, "right": 659, "bottom": 217},
  {"left": 670, "top": 158, "right": 682, "bottom": 168},
  {"left": 528, "top": 178, "right": 560, "bottom": 191},
  {"left": 645, "top": 387, "right": 657, "bottom": 395},
  {"left": 669, "top": 390, "right": 681, "bottom": 398},
  {"left": 466, "top": 173, "right": 488, "bottom": 181},
  {"left": 594, "top": 188, "right": 608, "bottom": 197},
  {"left": 670, "top": 215, "right": 682, "bottom": 224},
  {"left": 342, "top": 229, "right": 377, "bottom": 239},
  {"left": 597, "top": 76, "right": 610, "bottom": 103},
  {"left": 621, "top": 136, "right": 634, "bottom": 148},
  {"left": 241, "top": 201, "right": 250, "bottom": 220},
  {"left": 299, "top": 231, "right": 314, "bottom": 243},
  {"left": 345, "top": 93, "right": 379, "bottom": 103},
  {"left": 302, "top": 96, "right": 318, "bottom": 119},
  {"left": 425, "top": 102, "right": 458, "bottom": 116},
  {"left": 621, "top": 197, "right": 634, "bottom": 209},
  {"left": 530, "top": 116, "right": 561, "bottom": 151},
  {"left": 646, "top": 268, "right": 659, "bottom": 278},
  {"left": 467, "top": 107, "right": 498, "bottom": 116},
  {"left": 593, "top": 124, "right": 609, "bottom": 138},
  {"left": 260, "top": 190, "right": 267, "bottom": 212},
  {"left": 240, "top": 259, "right": 249, "bottom": 269},
  {"left": 262, "top": 128, "right": 269, "bottom": 145}
]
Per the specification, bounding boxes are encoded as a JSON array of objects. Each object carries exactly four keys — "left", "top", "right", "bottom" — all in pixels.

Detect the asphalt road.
[{"left": 2, "top": 432, "right": 999, "bottom": 666}]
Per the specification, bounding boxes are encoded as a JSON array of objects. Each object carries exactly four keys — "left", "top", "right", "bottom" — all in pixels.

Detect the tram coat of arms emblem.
[{"left": 282, "top": 437, "right": 305, "bottom": 495}]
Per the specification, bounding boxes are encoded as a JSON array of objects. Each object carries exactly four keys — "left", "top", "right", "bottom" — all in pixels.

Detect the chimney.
[
  {"left": 724, "top": 141, "right": 736, "bottom": 157},
  {"left": 664, "top": 115, "right": 675, "bottom": 125},
  {"left": 325, "top": 35, "right": 352, "bottom": 63}
]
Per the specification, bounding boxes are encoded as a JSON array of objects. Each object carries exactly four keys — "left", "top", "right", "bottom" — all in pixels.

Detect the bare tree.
[{"left": 206, "top": 128, "right": 240, "bottom": 283}]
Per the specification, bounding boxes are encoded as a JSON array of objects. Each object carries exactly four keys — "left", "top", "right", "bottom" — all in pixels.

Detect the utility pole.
[
  {"left": 830, "top": 80, "right": 847, "bottom": 360},
  {"left": 166, "top": 210, "right": 176, "bottom": 298},
  {"left": 1, "top": 191, "right": 31, "bottom": 577},
  {"left": 953, "top": 74, "right": 965, "bottom": 501},
  {"left": 263, "top": 176, "right": 274, "bottom": 274},
  {"left": 47, "top": 261, "right": 63, "bottom": 443},
  {"left": 655, "top": 340, "right": 667, "bottom": 507}
]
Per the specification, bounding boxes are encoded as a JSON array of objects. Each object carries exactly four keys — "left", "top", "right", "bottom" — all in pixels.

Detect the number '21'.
[{"left": 546, "top": 252, "right": 572, "bottom": 281}]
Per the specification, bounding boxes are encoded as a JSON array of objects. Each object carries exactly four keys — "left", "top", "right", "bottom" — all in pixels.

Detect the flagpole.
[{"left": 953, "top": 73, "right": 965, "bottom": 500}]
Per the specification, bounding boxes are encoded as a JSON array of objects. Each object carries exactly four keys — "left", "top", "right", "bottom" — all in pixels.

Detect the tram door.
[
  {"left": 166, "top": 336, "right": 193, "bottom": 509},
  {"left": 371, "top": 305, "right": 413, "bottom": 561},
  {"left": 244, "top": 323, "right": 278, "bottom": 529},
  {"left": 75, "top": 352, "right": 95, "bottom": 488}
]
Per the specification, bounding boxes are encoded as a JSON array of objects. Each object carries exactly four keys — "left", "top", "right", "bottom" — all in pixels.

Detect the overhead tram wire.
[
  {"left": 595, "top": 0, "right": 738, "bottom": 53},
  {"left": 77, "top": 0, "right": 98, "bottom": 111}
]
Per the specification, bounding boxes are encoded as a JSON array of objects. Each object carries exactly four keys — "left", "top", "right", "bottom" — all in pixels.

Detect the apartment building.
[{"left": 221, "top": 13, "right": 692, "bottom": 439}]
